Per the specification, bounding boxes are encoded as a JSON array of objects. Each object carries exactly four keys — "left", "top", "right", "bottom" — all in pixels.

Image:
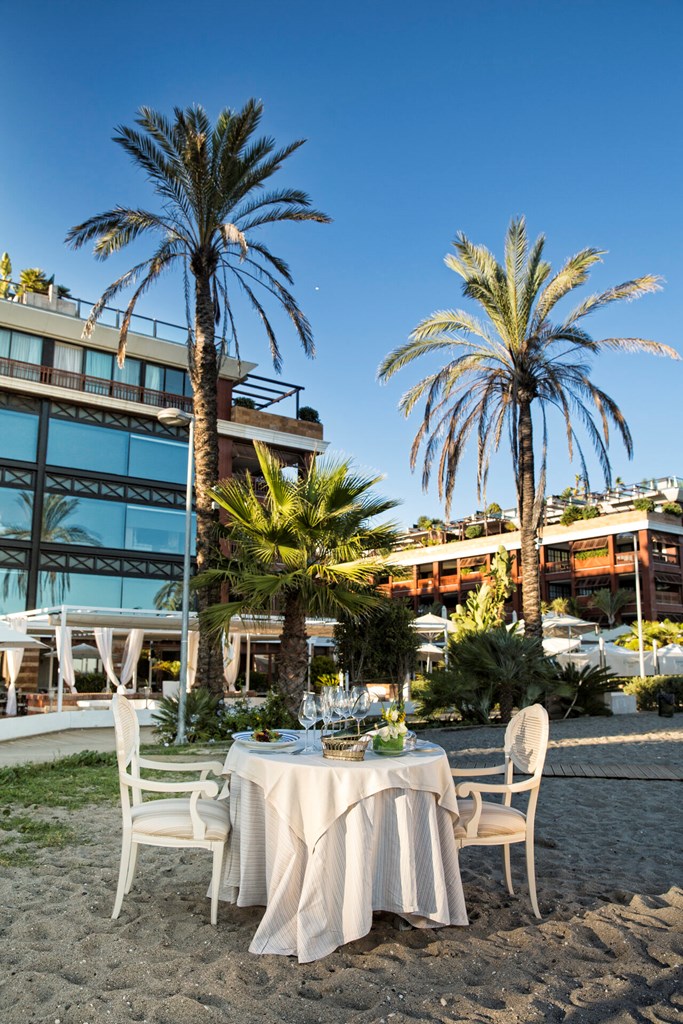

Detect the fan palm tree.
[
  {"left": 1, "top": 493, "right": 101, "bottom": 604},
  {"left": 378, "top": 217, "right": 677, "bottom": 636},
  {"left": 590, "top": 587, "right": 634, "bottom": 627},
  {"left": 196, "top": 442, "right": 402, "bottom": 710},
  {"left": 66, "top": 102, "right": 330, "bottom": 687}
]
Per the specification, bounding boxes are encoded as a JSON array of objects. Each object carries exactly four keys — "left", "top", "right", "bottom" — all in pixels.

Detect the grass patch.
[
  {"left": 0, "top": 751, "right": 120, "bottom": 810},
  {"left": 0, "top": 811, "right": 80, "bottom": 869}
]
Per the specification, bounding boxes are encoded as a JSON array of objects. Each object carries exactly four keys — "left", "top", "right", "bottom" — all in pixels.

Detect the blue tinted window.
[
  {"left": 125, "top": 505, "right": 195, "bottom": 555},
  {"left": 122, "top": 576, "right": 174, "bottom": 609},
  {"left": 42, "top": 494, "right": 125, "bottom": 547},
  {"left": 38, "top": 571, "right": 122, "bottom": 608},
  {"left": 145, "top": 364, "right": 164, "bottom": 392},
  {"left": 0, "top": 408, "right": 39, "bottom": 461},
  {"left": 0, "top": 488, "right": 32, "bottom": 536},
  {"left": 114, "top": 358, "right": 141, "bottom": 386},
  {"left": 164, "top": 368, "right": 185, "bottom": 396},
  {"left": 0, "top": 568, "right": 28, "bottom": 613},
  {"left": 128, "top": 434, "right": 187, "bottom": 483},
  {"left": 47, "top": 419, "right": 128, "bottom": 475}
]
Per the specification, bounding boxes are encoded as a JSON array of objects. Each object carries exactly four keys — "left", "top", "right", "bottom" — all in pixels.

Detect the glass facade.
[
  {"left": 46, "top": 419, "right": 188, "bottom": 483},
  {"left": 37, "top": 571, "right": 174, "bottom": 609},
  {"left": 0, "top": 568, "right": 28, "bottom": 613},
  {"left": 0, "top": 488, "right": 33, "bottom": 536},
  {"left": 0, "top": 408, "right": 39, "bottom": 461},
  {"left": 0, "top": 329, "right": 43, "bottom": 364},
  {"left": 125, "top": 505, "right": 195, "bottom": 555},
  {"left": 38, "top": 494, "right": 194, "bottom": 555}
]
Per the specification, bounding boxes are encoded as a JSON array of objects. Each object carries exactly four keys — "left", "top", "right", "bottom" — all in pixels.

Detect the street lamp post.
[
  {"left": 157, "top": 407, "right": 195, "bottom": 744},
  {"left": 631, "top": 532, "right": 646, "bottom": 678}
]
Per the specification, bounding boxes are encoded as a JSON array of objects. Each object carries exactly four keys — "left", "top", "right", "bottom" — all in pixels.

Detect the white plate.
[{"left": 232, "top": 730, "right": 301, "bottom": 753}]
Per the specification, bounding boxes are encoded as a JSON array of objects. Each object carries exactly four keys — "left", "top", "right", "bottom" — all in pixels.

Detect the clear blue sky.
[{"left": 2, "top": 0, "right": 681, "bottom": 527}]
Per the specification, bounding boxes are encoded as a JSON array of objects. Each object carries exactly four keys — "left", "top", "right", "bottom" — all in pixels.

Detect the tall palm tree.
[
  {"left": 378, "top": 217, "right": 677, "bottom": 636},
  {"left": 2, "top": 493, "right": 101, "bottom": 604},
  {"left": 196, "top": 442, "right": 402, "bottom": 712},
  {"left": 66, "top": 102, "right": 330, "bottom": 689}
]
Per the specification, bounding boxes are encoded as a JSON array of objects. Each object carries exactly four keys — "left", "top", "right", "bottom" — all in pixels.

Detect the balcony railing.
[
  {"left": 653, "top": 552, "right": 680, "bottom": 565},
  {"left": 0, "top": 355, "right": 193, "bottom": 412}
]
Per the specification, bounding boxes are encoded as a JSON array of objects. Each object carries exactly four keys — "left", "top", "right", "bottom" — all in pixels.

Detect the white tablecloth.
[{"left": 218, "top": 742, "right": 468, "bottom": 962}]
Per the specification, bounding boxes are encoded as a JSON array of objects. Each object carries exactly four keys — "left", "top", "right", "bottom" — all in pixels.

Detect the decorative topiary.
[
  {"left": 234, "top": 397, "right": 256, "bottom": 409},
  {"left": 465, "top": 524, "right": 484, "bottom": 539},
  {"left": 298, "top": 405, "right": 320, "bottom": 423}
]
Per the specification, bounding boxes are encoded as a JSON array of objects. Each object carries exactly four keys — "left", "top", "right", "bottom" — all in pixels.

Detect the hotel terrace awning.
[
  {"left": 571, "top": 537, "right": 609, "bottom": 551},
  {"left": 574, "top": 576, "right": 611, "bottom": 589},
  {"left": 654, "top": 572, "right": 682, "bottom": 586}
]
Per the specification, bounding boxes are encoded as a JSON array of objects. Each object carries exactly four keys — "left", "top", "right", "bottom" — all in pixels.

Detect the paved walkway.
[{"left": 0, "top": 727, "right": 157, "bottom": 767}]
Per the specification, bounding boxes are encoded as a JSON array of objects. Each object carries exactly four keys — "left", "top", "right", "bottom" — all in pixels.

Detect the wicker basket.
[{"left": 321, "top": 734, "right": 370, "bottom": 762}]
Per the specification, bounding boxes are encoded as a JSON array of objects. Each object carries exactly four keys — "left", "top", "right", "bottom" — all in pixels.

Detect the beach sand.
[{"left": 1, "top": 712, "right": 681, "bottom": 1024}]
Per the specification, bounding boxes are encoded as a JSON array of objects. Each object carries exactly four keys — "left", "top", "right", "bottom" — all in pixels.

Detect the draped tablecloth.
[{"left": 217, "top": 742, "right": 468, "bottom": 962}]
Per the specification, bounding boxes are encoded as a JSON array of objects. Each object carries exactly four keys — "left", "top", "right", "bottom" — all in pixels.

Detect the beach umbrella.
[
  {"left": 46, "top": 643, "right": 101, "bottom": 659},
  {"left": 0, "top": 622, "right": 47, "bottom": 649},
  {"left": 416, "top": 641, "right": 446, "bottom": 673},
  {"left": 412, "top": 613, "right": 455, "bottom": 636},
  {"left": 542, "top": 614, "right": 596, "bottom": 638}
]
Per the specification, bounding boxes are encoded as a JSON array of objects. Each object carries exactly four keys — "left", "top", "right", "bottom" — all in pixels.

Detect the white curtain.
[
  {"left": 4, "top": 616, "right": 24, "bottom": 715},
  {"left": 53, "top": 342, "right": 83, "bottom": 373},
  {"left": 188, "top": 630, "right": 199, "bottom": 691},
  {"left": 55, "top": 625, "right": 77, "bottom": 693},
  {"left": 93, "top": 627, "right": 119, "bottom": 692},
  {"left": 119, "top": 629, "right": 145, "bottom": 693},
  {"left": 223, "top": 632, "right": 241, "bottom": 691}
]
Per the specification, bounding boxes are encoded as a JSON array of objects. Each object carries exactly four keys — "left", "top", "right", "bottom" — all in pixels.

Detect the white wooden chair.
[
  {"left": 451, "top": 703, "right": 549, "bottom": 918},
  {"left": 111, "top": 694, "right": 229, "bottom": 925}
]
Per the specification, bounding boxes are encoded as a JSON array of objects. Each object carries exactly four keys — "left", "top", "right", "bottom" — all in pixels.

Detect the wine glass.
[
  {"left": 298, "top": 693, "right": 317, "bottom": 753},
  {"left": 319, "top": 688, "right": 334, "bottom": 739},
  {"left": 350, "top": 686, "right": 371, "bottom": 734}
]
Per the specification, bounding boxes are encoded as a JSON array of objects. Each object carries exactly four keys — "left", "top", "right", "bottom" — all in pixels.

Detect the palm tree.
[
  {"left": 378, "top": 217, "right": 678, "bottom": 637},
  {"left": 590, "top": 587, "right": 633, "bottom": 627},
  {"left": 153, "top": 580, "right": 183, "bottom": 611},
  {"left": 196, "top": 442, "right": 402, "bottom": 712},
  {"left": 66, "top": 102, "right": 330, "bottom": 689},
  {"left": 2, "top": 494, "right": 101, "bottom": 604}
]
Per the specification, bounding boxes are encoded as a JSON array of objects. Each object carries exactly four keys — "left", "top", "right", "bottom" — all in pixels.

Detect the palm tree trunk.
[
  {"left": 278, "top": 592, "right": 309, "bottom": 714},
  {"left": 518, "top": 399, "right": 542, "bottom": 638},
  {"left": 191, "top": 269, "right": 224, "bottom": 693}
]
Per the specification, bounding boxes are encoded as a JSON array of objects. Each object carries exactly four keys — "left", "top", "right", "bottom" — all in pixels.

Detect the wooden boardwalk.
[{"left": 542, "top": 763, "right": 683, "bottom": 781}]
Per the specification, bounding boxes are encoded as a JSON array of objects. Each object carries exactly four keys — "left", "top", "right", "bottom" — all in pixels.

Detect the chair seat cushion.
[
  {"left": 454, "top": 798, "right": 526, "bottom": 840},
  {"left": 131, "top": 798, "right": 230, "bottom": 842}
]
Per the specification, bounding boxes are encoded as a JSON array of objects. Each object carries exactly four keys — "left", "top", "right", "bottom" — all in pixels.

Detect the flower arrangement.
[{"left": 373, "top": 702, "right": 408, "bottom": 752}]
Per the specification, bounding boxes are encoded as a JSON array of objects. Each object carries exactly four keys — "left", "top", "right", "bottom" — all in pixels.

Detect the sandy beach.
[{"left": 1, "top": 712, "right": 681, "bottom": 1024}]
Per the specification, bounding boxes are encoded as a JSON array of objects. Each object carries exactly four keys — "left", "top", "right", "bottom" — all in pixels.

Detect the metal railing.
[{"left": 0, "top": 355, "right": 193, "bottom": 412}]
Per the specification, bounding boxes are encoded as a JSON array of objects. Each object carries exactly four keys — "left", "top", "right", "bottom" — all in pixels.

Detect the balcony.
[{"left": 0, "top": 355, "right": 193, "bottom": 412}]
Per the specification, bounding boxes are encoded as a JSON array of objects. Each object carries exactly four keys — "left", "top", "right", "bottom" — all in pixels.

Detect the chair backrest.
[
  {"left": 504, "top": 704, "right": 549, "bottom": 776},
  {"left": 112, "top": 694, "right": 140, "bottom": 771}
]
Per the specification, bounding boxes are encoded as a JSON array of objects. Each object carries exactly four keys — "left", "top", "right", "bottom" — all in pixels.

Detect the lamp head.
[{"left": 157, "top": 407, "right": 193, "bottom": 428}]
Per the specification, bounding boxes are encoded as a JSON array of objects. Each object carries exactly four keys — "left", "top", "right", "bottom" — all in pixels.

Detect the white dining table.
[{"left": 217, "top": 737, "right": 468, "bottom": 962}]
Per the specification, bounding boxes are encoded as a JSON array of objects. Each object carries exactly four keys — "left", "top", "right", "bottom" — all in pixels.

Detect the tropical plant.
[
  {"left": 661, "top": 501, "right": 682, "bottom": 516},
  {"left": 0, "top": 252, "right": 11, "bottom": 299},
  {"left": 589, "top": 587, "right": 633, "bottom": 627},
  {"left": 1, "top": 493, "right": 100, "bottom": 604},
  {"left": 334, "top": 599, "right": 419, "bottom": 687},
  {"left": 417, "top": 628, "right": 555, "bottom": 723},
  {"left": 450, "top": 546, "right": 515, "bottom": 641},
  {"left": 622, "top": 675, "right": 683, "bottom": 712},
  {"left": 16, "top": 267, "right": 50, "bottom": 296},
  {"left": 309, "top": 654, "right": 338, "bottom": 689},
  {"left": 465, "top": 524, "right": 483, "bottom": 539},
  {"left": 196, "top": 441, "right": 402, "bottom": 710},
  {"left": 152, "top": 687, "right": 297, "bottom": 744},
  {"left": 552, "top": 662, "right": 617, "bottom": 718},
  {"left": 378, "top": 217, "right": 676, "bottom": 637},
  {"left": 614, "top": 618, "right": 683, "bottom": 650},
  {"left": 233, "top": 397, "right": 256, "bottom": 409},
  {"left": 297, "top": 405, "right": 320, "bottom": 423},
  {"left": 633, "top": 497, "right": 655, "bottom": 512},
  {"left": 65, "top": 101, "right": 330, "bottom": 690}
]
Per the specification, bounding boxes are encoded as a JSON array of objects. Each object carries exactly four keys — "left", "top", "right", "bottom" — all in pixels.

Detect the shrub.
[
  {"left": 487, "top": 502, "right": 502, "bottom": 516},
  {"left": 465, "top": 524, "right": 484, "bottom": 539},
  {"left": 504, "top": 520, "right": 517, "bottom": 531},
  {"left": 309, "top": 655, "right": 337, "bottom": 690},
  {"left": 561, "top": 504, "right": 601, "bottom": 527},
  {"left": 551, "top": 663, "right": 618, "bottom": 718},
  {"left": 73, "top": 672, "right": 107, "bottom": 693},
  {"left": 661, "top": 502, "right": 682, "bottom": 516},
  {"left": 152, "top": 688, "right": 297, "bottom": 744},
  {"left": 633, "top": 497, "right": 655, "bottom": 512},
  {"left": 234, "top": 397, "right": 256, "bottom": 409},
  {"left": 574, "top": 546, "right": 608, "bottom": 561},
  {"left": 297, "top": 405, "right": 320, "bottom": 423},
  {"left": 622, "top": 675, "right": 683, "bottom": 711}
]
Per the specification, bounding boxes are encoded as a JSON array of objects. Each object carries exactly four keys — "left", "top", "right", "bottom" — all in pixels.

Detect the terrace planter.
[{"left": 231, "top": 404, "right": 323, "bottom": 441}]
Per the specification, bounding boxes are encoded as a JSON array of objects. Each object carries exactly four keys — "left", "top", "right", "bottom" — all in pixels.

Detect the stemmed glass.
[
  {"left": 350, "top": 686, "right": 371, "bottom": 734},
  {"left": 298, "top": 693, "right": 317, "bottom": 753},
  {"left": 319, "top": 688, "right": 334, "bottom": 739}
]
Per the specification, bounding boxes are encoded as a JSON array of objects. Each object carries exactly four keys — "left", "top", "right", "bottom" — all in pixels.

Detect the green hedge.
[{"left": 622, "top": 675, "right": 683, "bottom": 711}]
